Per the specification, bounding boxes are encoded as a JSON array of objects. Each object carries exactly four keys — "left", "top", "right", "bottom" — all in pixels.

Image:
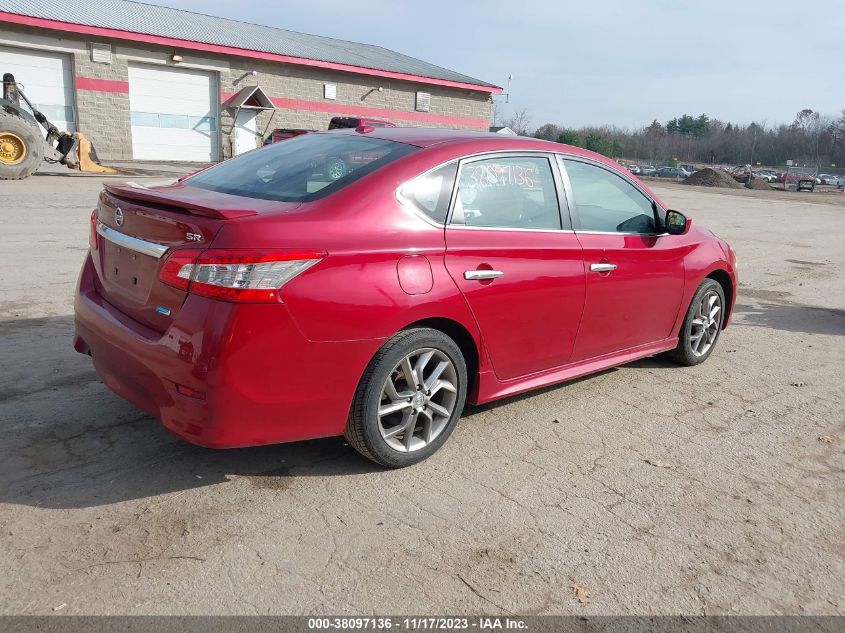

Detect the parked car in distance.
[
  {"left": 640, "top": 165, "right": 657, "bottom": 177},
  {"left": 818, "top": 174, "right": 838, "bottom": 185},
  {"left": 731, "top": 166, "right": 752, "bottom": 183},
  {"left": 328, "top": 116, "right": 396, "bottom": 130},
  {"left": 679, "top": 164, "right": 697, "bottom": 175},
  {"left": 263, "top": 128, "right": 312, "bottom": 145},
  {"left": 655, "top": 167, "right": 685, "bottom": 178},
  {"left": 628, "top": 164, "right": 641, "bottom": 174},
  {"left": 74, "top": 129, "right": 737, "bottom": 468},
  {"left": 780, "top": 169, "right": 818, "bottom": 191},
  {"left": 797, "top": 178, "right": 816, "bottom": 192}
]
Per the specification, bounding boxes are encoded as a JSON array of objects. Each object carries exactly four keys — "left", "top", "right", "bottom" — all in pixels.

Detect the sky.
[{"left": 146, "top": 0, "right": 843, "bottom": 130}]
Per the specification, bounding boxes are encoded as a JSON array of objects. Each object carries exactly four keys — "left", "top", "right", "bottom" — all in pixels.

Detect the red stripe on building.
[
  {"left": 220, "top": 91, "right": 488, "bottom": 128},
  {"left": 75, "top": 76, "right": 129, "bottom": 93},
  {"left": 270, "top": 97, "right": 489, "bottom": 128},
  {"left": 0, "top": 11, "right": 502, "bottom": 94}
]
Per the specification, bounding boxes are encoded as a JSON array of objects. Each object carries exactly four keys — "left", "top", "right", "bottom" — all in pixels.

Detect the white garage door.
[
  {"left": 128, "top": 64, "right": 218, "bottom": 162},
  {"left": 0, "top": 46, "right": 75, "bottom": 132}
]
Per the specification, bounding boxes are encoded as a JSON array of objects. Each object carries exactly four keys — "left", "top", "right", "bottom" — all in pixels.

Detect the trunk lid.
[{"left": 91, "top": 182, "right": 299, "bottom": 332}]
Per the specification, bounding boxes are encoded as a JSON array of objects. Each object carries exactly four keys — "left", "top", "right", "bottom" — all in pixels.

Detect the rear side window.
[
  {"left": 188, "top": 133, "right": 417, "bottom": 202},
  {"left": 562, "top": 159, "right": 660, "bottom": 233},
  {"left": 450, "top": 156, "right": 562, "bottom": 230},
  {"left": 399, "top": 162, "right": 457, "bottom": 224}
]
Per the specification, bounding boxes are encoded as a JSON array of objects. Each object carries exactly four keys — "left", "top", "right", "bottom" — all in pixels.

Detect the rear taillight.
[
  {"left": 159, "top": 249, "right": 202, "bottom": 290},
  {"left": 159, "top": 249, "right": 324, "bottom": 303},
  {"left": 89, "top": 210, "right": 98, "bottom": 251}
]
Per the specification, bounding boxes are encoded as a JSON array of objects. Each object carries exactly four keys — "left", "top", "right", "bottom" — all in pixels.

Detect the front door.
[
  {"left": 234, "top": 109, "right": 257, "bottom": 155},
  {"left": 444, "top": 154, "right": 586, "bottom": 380},
  {"left": 559, "top": 157, "right": 687, "bottom": 361}
]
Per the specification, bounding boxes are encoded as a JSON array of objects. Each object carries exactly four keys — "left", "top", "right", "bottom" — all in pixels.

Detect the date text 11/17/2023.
[{"left": 306, "top": 616, "right": 529, "bottom": 630}]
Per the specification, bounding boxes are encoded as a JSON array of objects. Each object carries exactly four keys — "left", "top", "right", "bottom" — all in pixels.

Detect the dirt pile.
[
  {"left": 746, "top": 178, "right": 774, "bottom": 190},
  {"left": 683, "top": 168, "right": 742, "bottom": 189}
]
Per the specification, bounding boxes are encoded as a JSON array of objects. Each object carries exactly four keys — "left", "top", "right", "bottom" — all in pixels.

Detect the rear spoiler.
[{"left": 103, "top": 182, "right": 259, "bottom": 220}]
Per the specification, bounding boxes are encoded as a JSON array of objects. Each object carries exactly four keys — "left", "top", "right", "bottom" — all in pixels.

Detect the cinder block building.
[{"left": 0, "top": 0, "right": 500, "bottom": 162}]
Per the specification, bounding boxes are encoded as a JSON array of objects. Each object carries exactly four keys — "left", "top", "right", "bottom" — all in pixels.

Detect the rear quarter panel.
[{"left": 207, "top": 157, "right": 487, "bottom": 362}]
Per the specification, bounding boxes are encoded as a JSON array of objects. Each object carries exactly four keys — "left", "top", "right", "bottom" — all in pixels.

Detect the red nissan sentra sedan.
[{"left": 74, "top": 128, "right": 737, "bottom": 468}]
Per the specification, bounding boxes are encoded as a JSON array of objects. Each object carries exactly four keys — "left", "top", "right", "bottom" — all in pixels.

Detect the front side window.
[
  {"left": 188, "top": 133, "right": 417, "bottom": 203},
  {"left": 562, "top": 159, "right": 661, "bottom": 233},
  {"left": 399, "top": 162, "right": 457, "bottom": 224},
  {"left": 450, "top": 156, "right": 562, "bottom": 230}
]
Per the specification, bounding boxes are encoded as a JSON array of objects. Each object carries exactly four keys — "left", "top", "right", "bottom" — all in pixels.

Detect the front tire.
[
  {"left": 669, "top": 279, "right": 726, "bottom": 366},
  {"left": 346, "top": 328, "right": 467, "bottom": 468},
  {"left": 0, "top": 112, "right": 44, "bottom": 180}
]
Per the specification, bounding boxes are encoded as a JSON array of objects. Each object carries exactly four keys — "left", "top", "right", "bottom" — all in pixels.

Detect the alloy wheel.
[
  {"left": 378, "top": 348, "right": 458, "bottom": 452},
  {"left": 689, "top": 290, "right": 722, "bottom": 357}
]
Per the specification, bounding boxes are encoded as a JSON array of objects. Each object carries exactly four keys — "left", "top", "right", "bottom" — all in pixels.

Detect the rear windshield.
[
  {"left": 328, "top": 118, "right": 357, "bottom": 129},
  {"left": 188, "top": 133, "right": 417, "bottom": 202}
]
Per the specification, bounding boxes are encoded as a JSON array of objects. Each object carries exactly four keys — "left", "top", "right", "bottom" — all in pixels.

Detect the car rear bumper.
[{"left": 74, "top": 254, "right": 380, "bottom": 448}]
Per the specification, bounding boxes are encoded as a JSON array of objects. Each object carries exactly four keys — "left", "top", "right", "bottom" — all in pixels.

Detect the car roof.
[
  {"left": 329, "top": 126, "right": 612, "bottom": 160},
  {"left": 343, "top": 127, "right": 508, "bottom": 146}
]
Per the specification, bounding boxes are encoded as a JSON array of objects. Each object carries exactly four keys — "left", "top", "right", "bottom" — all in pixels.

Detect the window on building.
[{"left": 415, "top": 91, "right": 431, "bottom": 112}]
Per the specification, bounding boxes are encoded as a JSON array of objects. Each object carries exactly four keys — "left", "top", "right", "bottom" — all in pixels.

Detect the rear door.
[
  {"left": 558, "top": 157, "right": 687, "bottom": 361},
  {"left": 444, "top": 153, "right": 586, "bottom": 380}
]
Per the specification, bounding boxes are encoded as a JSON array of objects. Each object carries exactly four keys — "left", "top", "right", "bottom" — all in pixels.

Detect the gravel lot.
[{"left": 0, "top": 172, "right": 843, "bottom": 615}]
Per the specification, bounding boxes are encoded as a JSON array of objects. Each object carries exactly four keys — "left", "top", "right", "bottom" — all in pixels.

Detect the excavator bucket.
[{"left": 74, "top": 132, "right": 117, "bottom": 175}]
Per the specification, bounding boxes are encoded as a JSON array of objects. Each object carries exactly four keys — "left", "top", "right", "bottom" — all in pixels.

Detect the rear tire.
[
  {"left": 668, "top": 279, "right": 726, "bottom": 366},
  {"left": 0, "top": 112, "right": 44, "bottom": 180},
  {"left": 346, "top": 328, "right": 467, "bottom": 468}
]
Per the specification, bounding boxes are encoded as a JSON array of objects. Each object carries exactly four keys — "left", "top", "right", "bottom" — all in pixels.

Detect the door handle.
[
  {"left": 464, "top": 270, "right": 504, "bottom": 281},
  {"left": 590, "top": 263, "right": 618, "bottom": 273}
]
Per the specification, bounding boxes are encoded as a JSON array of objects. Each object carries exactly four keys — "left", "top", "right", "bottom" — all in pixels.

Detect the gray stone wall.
[
  {"left": 220, "top": 60, "right": 492, "bottom": 157},
  {"left": 72, "top": 47, "right": 133, "bottom": 160}
]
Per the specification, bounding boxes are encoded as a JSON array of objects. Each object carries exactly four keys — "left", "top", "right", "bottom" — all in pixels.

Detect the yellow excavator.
[{"left": 0, "top": 72, "right": 116, "bottom": 180}]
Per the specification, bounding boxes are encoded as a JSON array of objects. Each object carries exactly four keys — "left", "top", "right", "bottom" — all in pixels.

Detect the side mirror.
[{"left": 665, "top": 209, "right": 691, "bottom": 235}]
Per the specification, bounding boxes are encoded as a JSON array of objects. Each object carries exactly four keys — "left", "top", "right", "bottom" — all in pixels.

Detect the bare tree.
[
  {"left": 526, "top": 107, "right": 844, "bottom": 167},
  {"left": 503, "top": 108, "right": 532, "bottom": 136},
  {"left": 490, "top": 99, "right": 502, "bottom": 128},
  {"left": 793, "top": 109, "right": 824, "bottom": 169}
]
